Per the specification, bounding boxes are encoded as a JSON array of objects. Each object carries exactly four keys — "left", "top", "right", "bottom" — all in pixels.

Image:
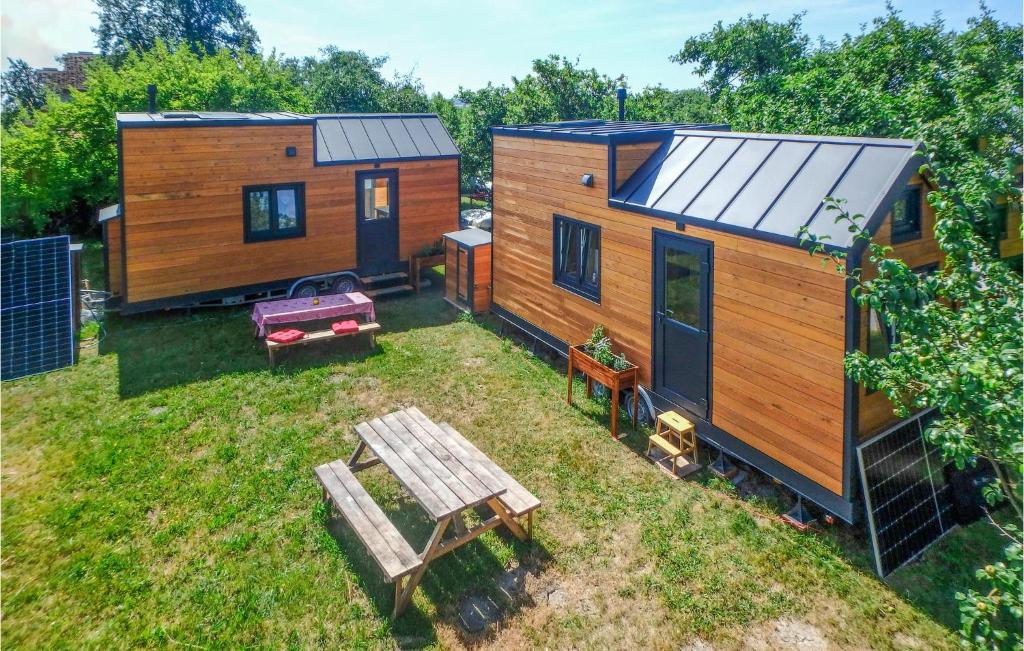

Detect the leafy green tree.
[
  {"left": 291, "top": 48, "right": 391, "bottom": 114},
  {"left": 93, "top": 0, "right": 260, "bottom": 58},
  {"left": 447, "top": 84, "right": 510, "bottom": 185},
  {"left": 1, "top": 58, "right": 46, "bottom": 119},
  {"left": 505, "top": 55, "right": 622, "bottom": 124},
  {"left": 801, "top": 179, "right": 1022, "bottom": 649},
  {"left": 626, "top": 86, "right": 716, "bottom": 124},
  {"left": 1, "top": 42, "right": 305, "bottom": 235},
  {"left": 675, "top": 7, "right": 1022, "bottom": 248},
  {"left": 671, "top": 13, "right": 808, "bottom": 97}
]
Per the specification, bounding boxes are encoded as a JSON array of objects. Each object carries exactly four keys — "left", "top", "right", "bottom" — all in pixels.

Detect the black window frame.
[
  {"left": 243, "top": 182, "right": 306, "bottom": 243},
  {"left": 552, "top": 214, "right": 601, "bottom": 303},
  {"left": 890, "top": 184, "right": 923, "bottom": 244}
]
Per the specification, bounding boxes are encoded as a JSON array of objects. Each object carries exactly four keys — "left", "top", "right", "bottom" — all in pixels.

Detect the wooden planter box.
[
  {"left": 567, "top": 344, "right": 639, "bottom": 440},
  {"left": 409, "top": 253, "right": 445, "bottom": 292}
]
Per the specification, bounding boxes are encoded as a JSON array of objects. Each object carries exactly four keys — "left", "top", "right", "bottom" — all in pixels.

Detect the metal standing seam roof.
[
  {"left": 492, "top": 120, "right": 728, "bottom": 142},
  {"left": 612, "top": 130, "right": 924, "bottom": 249},
  {"left": 116, "top": 111, "right": 312, "bottom": 125},
  {"left": 314, "top": 114, "right": 459, "bottom": 164},
  {"left": 115, "top": 112, "right": 460, "bottom": 164}
]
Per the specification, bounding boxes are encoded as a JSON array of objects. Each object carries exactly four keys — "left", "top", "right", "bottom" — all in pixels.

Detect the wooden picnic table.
[
  {"left": 315, "top": 406, "right": 540, "bottom": 617},
  {"left": 251, "top": 292, "right": 376, "bottom": 337}
]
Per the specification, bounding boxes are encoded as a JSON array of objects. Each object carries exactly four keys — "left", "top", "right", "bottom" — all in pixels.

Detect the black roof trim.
[{"left": 491, "top": 119, "right": 729, "bottom": 144}]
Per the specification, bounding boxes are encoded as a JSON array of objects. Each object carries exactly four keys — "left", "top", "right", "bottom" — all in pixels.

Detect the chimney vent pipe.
[
  {"left": 147, "top": 84, "right": 157, "bottom": 113},
  {"left": 616, "top": 87, "right": 627, "bottom": 121}
]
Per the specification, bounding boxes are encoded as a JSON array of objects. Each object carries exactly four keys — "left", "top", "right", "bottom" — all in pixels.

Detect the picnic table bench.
[
  {"left": 251, "top": 292, "right": 379, "bottom": 366},
  {"left": 315, "top": 406, "right": 541, "bottom": 617}
]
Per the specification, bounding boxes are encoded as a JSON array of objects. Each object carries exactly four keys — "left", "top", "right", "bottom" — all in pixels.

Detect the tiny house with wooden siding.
[
  {"left": 489, "top": 119, "right": 943, "bottom": 523},
  {"left": 103, "top": 111, "right": 460, "bottom": 313}
]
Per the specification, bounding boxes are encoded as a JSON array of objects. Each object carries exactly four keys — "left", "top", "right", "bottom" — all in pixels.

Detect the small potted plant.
[{"left": 567, "top": 325, "right": 640, "bottom": 439}]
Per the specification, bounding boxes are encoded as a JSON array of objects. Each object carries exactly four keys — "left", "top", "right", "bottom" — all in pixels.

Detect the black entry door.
[
  {"left": 653, "top": 232, "right": 711, "bottom": 419},
  {"left": 356, "top": 170, "right": 399, "bottom": 275}
]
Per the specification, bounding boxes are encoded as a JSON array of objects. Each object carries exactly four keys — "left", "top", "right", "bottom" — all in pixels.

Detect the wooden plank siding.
[
  {"left": 857, "top": 176, "right": 943, "bottom": 438},
  {"left": 613, "top": 141, "right": 663, "bottom": 191},
  {"left": 105, "top": 220, "right": 123, "bottom": 296},
  {"left": 491, "top": 135, "right": 848, "bottom": 495},
  {"left": 473, "top": 243, "right": 492, "bottom": 311},
  {"left": 120, "top": 125, "right": 458, "bottom": 304}
]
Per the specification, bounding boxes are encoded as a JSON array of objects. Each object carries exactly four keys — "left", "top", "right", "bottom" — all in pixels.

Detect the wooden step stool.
[{"left": 647, "top": 410, "right": 700, "bottom": 478}]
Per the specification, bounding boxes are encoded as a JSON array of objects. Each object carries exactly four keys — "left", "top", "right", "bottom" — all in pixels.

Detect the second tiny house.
[
  {"left": 489, "top": 120, "right": 942, "bottom": 523},
  {"left": 105, "top": 110, "right": 460, "bottom": 313}
]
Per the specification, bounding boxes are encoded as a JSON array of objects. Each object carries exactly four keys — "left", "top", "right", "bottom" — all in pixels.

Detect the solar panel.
[
  {"left": 1, "top": 236, "right": 75, "bottom": 380},
  {"left": 857, "top": 410, "right": 956, "bottom": 576}
]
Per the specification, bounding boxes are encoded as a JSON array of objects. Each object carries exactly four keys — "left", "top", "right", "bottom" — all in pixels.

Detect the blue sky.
[{"left": 2, "top": 0, "right": 1020, "bottom": 94}]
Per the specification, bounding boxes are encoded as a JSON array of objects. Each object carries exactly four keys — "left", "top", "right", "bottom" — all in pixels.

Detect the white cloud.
[{"left": 1, "top": 0, "right": 96, "bottom": 70}]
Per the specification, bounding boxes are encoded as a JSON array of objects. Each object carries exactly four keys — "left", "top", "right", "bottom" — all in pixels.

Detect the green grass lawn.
[{"left": 0, "top": 254, "right": 1006, "bottom": 649}]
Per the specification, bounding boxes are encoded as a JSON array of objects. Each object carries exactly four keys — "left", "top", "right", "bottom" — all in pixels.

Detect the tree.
[
  {"left": 673, "top": 7, "right": 1022, "bottom": 249},
  {"left": 671, "top": 13, "right": 808, "bottom": 97},
  {"left": 505, "top": 55, "right": 623, "bottom": 124},
  {"left": 1, "top": 42, "right": 305, "bottom": 236},
  {"left": 290, "top": 48, "right": 428, "bottom": 115},
  {"left": 1, "top": 58, "right": 46, "bottom": 119},
  {"left": 801, "top": 180, "right": 1022, "bottom": 649},
  {"left": 626, "top": 86, "right": 716, "bottom": 124},
  {"left": 93, "top": 0, "right": 259, "bottom": 59}
]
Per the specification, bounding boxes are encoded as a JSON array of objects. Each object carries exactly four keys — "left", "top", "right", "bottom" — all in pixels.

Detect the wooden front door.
[
  {"left": 653, "top": 231, "right": 712, "bottom": 419},
  {"left": 356, "top": 170, "right": 400, "bottom": 275}
]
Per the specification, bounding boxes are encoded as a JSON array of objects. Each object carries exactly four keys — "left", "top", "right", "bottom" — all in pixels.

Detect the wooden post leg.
[
  {"left": 566, "top": 351, "right": 574, "bottom": 405},
  {"left": 347, "top": 441, "right": 367, "bottom": 467},
  {"left": 394, "top": 517, "right": 451, "bottom": 617},
  {"left": 488, "top": 498, "right": 528, "bottom": 541},
  {"left": 610, "top": 382, "right": 620, "bottom": 440},
  {"left": 585, "top": 375, "right": 592, "bottom": 398},
  {"left": 527, "top": 511, "right": 534, "bottom": 539}
]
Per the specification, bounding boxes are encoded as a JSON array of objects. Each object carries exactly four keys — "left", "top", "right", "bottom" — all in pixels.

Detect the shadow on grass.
[
  {"left": 323, "top": 492, "right": 552, "bottom": 647},
  {"left": 100, "top": 279, "right": 457, "bottom": 398}
]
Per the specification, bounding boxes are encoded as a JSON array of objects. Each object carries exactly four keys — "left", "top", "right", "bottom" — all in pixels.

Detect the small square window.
[
  {"left": 243, "top": 183, "right": 305, "bottom": 242},
  {"left": 891, "top": 185, "right": 922, "bottom": 244},
  {"left": 553, "top": 215, "right": 600, "bottom": 302}
]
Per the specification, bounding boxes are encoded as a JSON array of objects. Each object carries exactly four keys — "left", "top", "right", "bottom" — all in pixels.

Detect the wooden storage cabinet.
[{"left": 444, "top": 229, "right": 491, "bottom": 313}]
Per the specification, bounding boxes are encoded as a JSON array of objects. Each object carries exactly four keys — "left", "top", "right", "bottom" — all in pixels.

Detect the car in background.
[{"left": 459, "top": 208, "right": 492, "bottom": 231}]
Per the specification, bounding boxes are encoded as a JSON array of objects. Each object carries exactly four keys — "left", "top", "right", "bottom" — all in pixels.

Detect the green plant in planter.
[
  {"left": 583, "top": 325, "right": 632, "bottom": 371},
  {"left": 417, "top": 238, "right": 445, "bottom": 257}
]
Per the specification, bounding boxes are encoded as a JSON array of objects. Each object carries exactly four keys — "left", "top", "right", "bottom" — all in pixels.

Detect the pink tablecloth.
[{"left": 251, "top": 292, "right": 376, "bottom": 337}]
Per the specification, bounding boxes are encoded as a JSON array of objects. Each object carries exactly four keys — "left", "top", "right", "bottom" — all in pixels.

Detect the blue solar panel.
[
  {"left": 1, "top": 236, "right": 75, "bottom": 380},
  {"left": 857, "top": 410, "right": 955, "bottom": 576}
]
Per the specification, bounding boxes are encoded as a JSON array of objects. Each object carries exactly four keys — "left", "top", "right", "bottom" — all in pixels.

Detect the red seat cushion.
[
  {"left": 267, "top": 328, "right": 306, "bottom": 344},
  {"left": 332, "top": 320, "right": 360, "bottom": 335}
]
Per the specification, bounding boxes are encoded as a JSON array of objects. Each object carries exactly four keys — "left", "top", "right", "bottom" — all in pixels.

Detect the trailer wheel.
[
  {"left": 291, "top": 281, "right": 319, "bottom": 298},
  {"left": 623, "top": 389, "right": 654, "bottom": 426},
  {"left": 330, "top": 274, "right": 360, "bottom": 295}
]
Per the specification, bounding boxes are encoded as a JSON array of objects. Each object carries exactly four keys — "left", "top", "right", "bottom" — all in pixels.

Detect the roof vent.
[{"left": 162, "top": 111, "right": 199, "bottom": 119}]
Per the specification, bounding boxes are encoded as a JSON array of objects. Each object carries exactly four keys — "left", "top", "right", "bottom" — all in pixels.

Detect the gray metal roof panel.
[
  {"left": 422, "top": 118, "right": 459, "bottom": 155},
  {"left": 402, "top": 119, "right": 442, "bottom": 157},
  {"left": 339, "top": 119, "right": 378, "bottom": 160},
  {"left": 805, "top": 145, "right": 920, "bottom": 244},
  {"left": 316, "top": 119, "right": 354, "bottom": 162},
  {"left": 382, "top": 119, "right": 421, "bottom": 157},
  {"left": 654, "top": 137, "right": 743, "bottom": 214},
  {"left": 628, "top": 136, "right": 712, "bottom": 207},
  {"left": 685, "top": 138, "right": 777, "bottom": 219},
  {"left": 717, "top": 141, "right": 817, "bottom": 229},
  {"left": 757, "top": 143, "right": 861, "bottom": 237},
  {"left": 612, "top": 130, "right": 921, "bottom": 249},
  {"left": 361, "top": 118, "right": 400, "bottom": 159}
]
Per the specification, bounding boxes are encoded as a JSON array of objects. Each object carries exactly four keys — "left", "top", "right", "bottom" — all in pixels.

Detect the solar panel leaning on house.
[{"left": 1, "top": 236, "right": 76, "bottom": 380}]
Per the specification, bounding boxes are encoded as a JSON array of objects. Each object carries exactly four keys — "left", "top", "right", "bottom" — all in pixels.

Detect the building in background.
[{"left": 36, "top": 52, "right": 95, "bottom": 97}]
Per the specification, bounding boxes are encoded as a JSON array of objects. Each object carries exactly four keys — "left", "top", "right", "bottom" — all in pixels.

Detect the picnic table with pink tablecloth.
[{"left": 251, "top": 292, "right": 376, "bottom": 337}]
